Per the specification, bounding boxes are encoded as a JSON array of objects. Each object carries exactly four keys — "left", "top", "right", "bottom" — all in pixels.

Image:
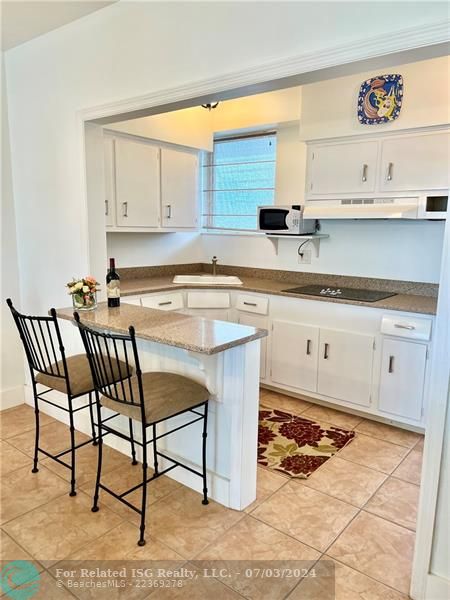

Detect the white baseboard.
[
  {"left": 0, "top": 385, "right": 25, "bottom": 410},
  {"left": 425, "top": 574, "right": 450, "bottom": 600}
]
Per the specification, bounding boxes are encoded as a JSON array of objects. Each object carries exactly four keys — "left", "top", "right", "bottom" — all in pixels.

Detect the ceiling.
[{"left": 1, "top": 0, "right": 117, "bottom": 51}]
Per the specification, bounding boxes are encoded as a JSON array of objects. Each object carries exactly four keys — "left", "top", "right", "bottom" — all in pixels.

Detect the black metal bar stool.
[
  {"left": 7, "top": 299, "right": 136, "bottom": 496},
  {"left": 74, "top": 312, "right": 210, "bottom": 547}
]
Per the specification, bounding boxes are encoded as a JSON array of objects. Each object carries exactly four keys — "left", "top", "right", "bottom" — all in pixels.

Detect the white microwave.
[{"left": 258, "top": 205, "right": 317, "bottom": 234}]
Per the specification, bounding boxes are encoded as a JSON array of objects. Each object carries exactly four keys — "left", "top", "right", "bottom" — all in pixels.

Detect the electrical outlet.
[{"left": 298, "top": 246, "right": 312, "bottom": 264}]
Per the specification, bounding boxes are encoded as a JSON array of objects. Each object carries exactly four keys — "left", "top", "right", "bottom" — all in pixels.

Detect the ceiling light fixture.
[{"left": 201, "top": 102, "right": 220, "bottom": 110}]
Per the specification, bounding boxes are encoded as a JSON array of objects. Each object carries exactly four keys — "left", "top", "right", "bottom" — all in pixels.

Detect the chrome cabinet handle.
[
  {"left": 388, "top": 355, "right": 394, "bottom": 373},
  {"left": 394, "top": 324, "right": 415, "bottom": 330},
  {"left": 324, "top": 343, "right": 329, "bottom": 360},
  {"left": 123, "top": 201, "right": 128, "bottom": 217},
  {"left": 243, "top": 301, "right": 257, "bottom": 307},
  {"left": 158, "top": 301, "right": 172, "bottom": 306},
  {"left": 105, "top": 199, "right": 109, "bottom": 216},
  {"left": 362, "top": 164, "right": 368, "bottom": 182},
  {"left": 386, "top": 162, "right": 394, "bottom": 181},
  {"left": 166, "top": 204, "right": 171, "bottom": 219},
  {"left": 306, "top": 339, "right": 312, "bottom": 355}
]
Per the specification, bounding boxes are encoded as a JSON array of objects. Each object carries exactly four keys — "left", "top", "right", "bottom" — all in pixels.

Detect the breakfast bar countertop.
[{"left": 55, "top": 302, "right": 267, "bottom": 355}]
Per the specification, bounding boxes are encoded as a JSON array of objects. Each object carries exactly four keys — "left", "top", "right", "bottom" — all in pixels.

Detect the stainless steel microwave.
[{"left": 258, "top": 205, "right": 317, "bottom": 234}]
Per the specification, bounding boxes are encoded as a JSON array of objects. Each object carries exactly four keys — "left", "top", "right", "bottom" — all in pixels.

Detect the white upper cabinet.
[
  {"left": 379, "top": 131, "right": 450, "bottom": 192},
  {"left": 103, "top": 137, "right": 116, "bottom": 227},
  {"left": 308, "top": 140, "right": 378, "bottom": 195},
  {"left": 161, "top": 147, "right": 198, "bottom": 228},
  {"left": 317, "top": 328, "right": 374, "bottom": 407},
  {"left": 306, "top": 128, "right": 450, "bottom": 200},
  {"left": 115, "top": 137, "right": 160, "bottom": 228},
  {"left": 105, "top": 134, "right": 200, "bottom": 231}
]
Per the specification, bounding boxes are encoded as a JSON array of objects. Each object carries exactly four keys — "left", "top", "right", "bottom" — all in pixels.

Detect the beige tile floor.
[{"left": 0, "top": 392, "right": 423, "bottom": 599}]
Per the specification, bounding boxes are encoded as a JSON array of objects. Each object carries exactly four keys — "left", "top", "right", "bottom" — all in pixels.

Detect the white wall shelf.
[{"left": 264, "top": 233, "right": 329, "bottom": 256}]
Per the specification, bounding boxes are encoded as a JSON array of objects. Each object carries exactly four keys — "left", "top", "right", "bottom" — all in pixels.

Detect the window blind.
[{"left": 202, "top": 132, "right": 277, "bottom": 230}]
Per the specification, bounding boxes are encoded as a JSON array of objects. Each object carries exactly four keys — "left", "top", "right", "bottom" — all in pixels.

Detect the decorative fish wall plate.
[{"left": 357, "top": 74, "right": 403, "bottom": 125}]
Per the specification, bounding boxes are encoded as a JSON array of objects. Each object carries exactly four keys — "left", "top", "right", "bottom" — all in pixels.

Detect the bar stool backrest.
[
  {"left": 74, "top": 313, "right": 144, "bottom": 419},
  {"left": 7, "top": 298, "right": 70, "bottom": 384}
]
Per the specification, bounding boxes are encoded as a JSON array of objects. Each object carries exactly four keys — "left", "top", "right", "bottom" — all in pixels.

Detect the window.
[{"left": 202, "top": 132, "right": 277, "bottom": 230}]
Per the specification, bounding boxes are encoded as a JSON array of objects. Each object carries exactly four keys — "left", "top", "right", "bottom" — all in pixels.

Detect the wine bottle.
[{"left": 106, "top": 258, "right": 120, "bottom": 308}]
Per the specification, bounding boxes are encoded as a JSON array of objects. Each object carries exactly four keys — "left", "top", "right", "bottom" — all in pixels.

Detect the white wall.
[
  {"left": 301, "top": 55, "right": 450, "bottom": 140},
  {"left": 106, "top": 232, "right": 203, "bottom": 269},
  {"left": 202, "top": 220, "right": 444, "bottom": 283},
  {"left": 1, "top": 56, "right": 25, "bottom": 408},
  {"left": 106, "top": 106, "right": 214, "bottom": 151},
  {"left": 275, "top": 123, "right": 307, "bottom": 205},
  {"left": 212, "top": 87, "right": 301, "bottom": 133},
  {"left": 430, "top": 389, "right": 450, "bottom": 581},
  {"left": 4, "top": 1, "right": 448, "bottom": 316}
]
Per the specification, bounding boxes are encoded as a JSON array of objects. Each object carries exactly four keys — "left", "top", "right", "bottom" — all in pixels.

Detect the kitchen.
[{"left": 1, "top": 3, "right": 449, "bottom": 599}]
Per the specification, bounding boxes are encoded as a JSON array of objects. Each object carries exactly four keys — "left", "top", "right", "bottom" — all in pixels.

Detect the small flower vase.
[{"left": 72, "top": 291, "right": 97, "bottom": 311}]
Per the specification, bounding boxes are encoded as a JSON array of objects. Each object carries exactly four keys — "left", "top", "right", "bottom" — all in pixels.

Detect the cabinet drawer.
[
  {"left": 381, "top": 315, "right": 432, "bottom": 341},
  {"left": 187, "top": 292, "right": 230, "bottom": 309},
  {"left": 141, "top": 293, "right": 184, "bottom": 311},
  {"left": 236, "top": 294, "right": 268, "bottom": 315}
]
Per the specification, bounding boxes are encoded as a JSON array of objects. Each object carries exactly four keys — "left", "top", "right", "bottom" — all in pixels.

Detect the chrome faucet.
[{"left": 211, "top": 256, "right": 218, "bottom": 276}]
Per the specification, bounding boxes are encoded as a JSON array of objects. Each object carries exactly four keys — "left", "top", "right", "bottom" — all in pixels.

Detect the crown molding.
[{"left": 82, "top": 19, "right": 450, "bottom": 123}]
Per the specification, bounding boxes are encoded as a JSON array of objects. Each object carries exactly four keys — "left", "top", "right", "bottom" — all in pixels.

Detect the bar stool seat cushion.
[
  {"left": 100, "top": 372, "right": 209, "bottom": 423},
  {"left": 36, "top": 354, "right": 132, "bottom": 397}
]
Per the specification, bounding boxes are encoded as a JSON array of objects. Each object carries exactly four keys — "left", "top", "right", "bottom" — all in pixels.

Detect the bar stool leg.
[
  {"left": 88, "top": 392, "right": 97, "bottom": 446},
  {"left": 152, "top": 424, "right": 159, "bottom": 475},
  {"left": 31, "top": 382, "right": 39, "bottom": 473},
  {"left": 138, "top": 425, "right": 148, "bottom": 546},
  {"left": 92, "top": 394, "right": 103, "bottom": 513},
  {"left": 129, "top": 419, "right": 138, "bottom": 465},
  {"left": 68, "top": 397, "right": 77, "bottom": 496},
  {"left": 202, "top": 402, "right": 209, "bottom": 505}
]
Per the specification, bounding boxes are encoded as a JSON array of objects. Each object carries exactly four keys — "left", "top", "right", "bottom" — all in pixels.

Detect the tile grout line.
[
  {"left": 0, "top": 465, "right": 73, "bottom": 527},
  {"left": 1, "top": 401, "right": 422, "bottom": 596},
  {"left": 326, "top": 554, "right": 413, "bottom": 598}
]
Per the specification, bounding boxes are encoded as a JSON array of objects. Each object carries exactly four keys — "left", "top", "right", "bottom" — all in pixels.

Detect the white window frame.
[{"left": 201, "top": 130, "right": 277, "bottom": 232}]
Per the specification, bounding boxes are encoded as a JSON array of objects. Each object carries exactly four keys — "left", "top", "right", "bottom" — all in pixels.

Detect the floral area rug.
[{"left": 258, "top": 408, "right": 356, "bottom": 478}]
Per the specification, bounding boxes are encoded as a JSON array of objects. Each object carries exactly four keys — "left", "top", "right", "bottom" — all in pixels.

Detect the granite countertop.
[
  {"left": 120, "top": 274, "right": 438, "bottom": 316},
  {"left": 55, "top": 303, "right": 267, "bottom": 355}
]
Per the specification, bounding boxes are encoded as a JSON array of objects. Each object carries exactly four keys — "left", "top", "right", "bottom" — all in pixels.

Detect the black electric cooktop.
[{"left": 282, "top": 285, "right": 397, "bottom": 303}]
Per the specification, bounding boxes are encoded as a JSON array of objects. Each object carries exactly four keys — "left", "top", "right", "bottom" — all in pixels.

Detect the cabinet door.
[
  {"left": 161, "top": 147, "right": 198, "bottom": 228},
  {"left": 379, "top": 132, "right": 450, "bottom": 192},
  {"left": 378, "top": 339, "right": 426, "bottom": 421},
  {"left": 317, "top": 329, "right": 374, "bottom": 406},
  {"left": 308, "top": 141, "right": 378, "bottom": 195},
  {"left": 104, "top": 137, "right": 115, "bottom": 227},
  {"left": 271, "top": 320, "right": 319, "bottom": 392},
  {"left": 115, "top": 138, "right": 160, "bottom": 228},
  {"left": 238, "top": 312, "right": 268, "bottom": 380}
]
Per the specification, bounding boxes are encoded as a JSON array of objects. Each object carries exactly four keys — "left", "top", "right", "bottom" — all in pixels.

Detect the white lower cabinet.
[
  {"left": 237, "top": 312, "right": 268, "bottom": 380},
  {"left": 271, "top": 321, "right": 319, "bottom": 393},
  {"left": 271, "top": 321, "right": 374, "bottom": 406},
  {"left": 378, "top": 338, "right": 427, "bottom": 421},
  {"left": 317, "top": 328, "right": 374, "bottom": 407},
  {"left": 124, "top": 288, "right": 431, "bottom": 428}
]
